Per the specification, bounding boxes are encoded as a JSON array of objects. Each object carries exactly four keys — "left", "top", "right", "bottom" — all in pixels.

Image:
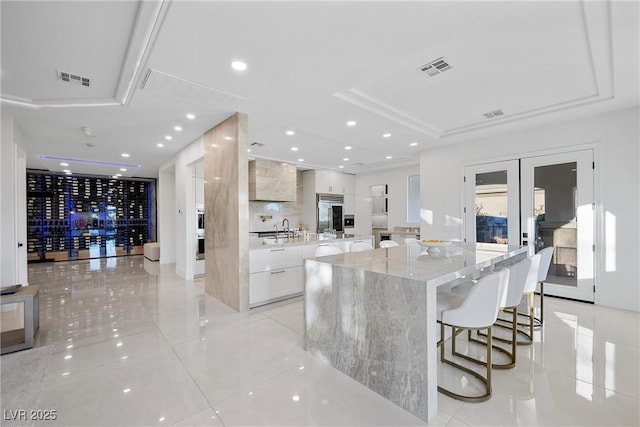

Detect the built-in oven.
[
  {"left": 196, "top": 235, "right": 205, "bottom": 260},
  {"left": 344, "top": 215, "right": 354, "bottom": 227},
  {"left": 196, "top": 207, "right": 205, "bottom": 235}
]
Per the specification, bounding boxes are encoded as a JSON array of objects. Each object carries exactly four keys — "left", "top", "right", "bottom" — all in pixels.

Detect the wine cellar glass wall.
[{"left": 26, "top": 170, "right": 155, "bottom": 262}]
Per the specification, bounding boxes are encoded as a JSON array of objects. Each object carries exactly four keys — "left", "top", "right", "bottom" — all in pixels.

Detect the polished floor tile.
[
  {"left": 18, "top": 256, "right": 640, "bottom": 426},
  {"left": 173, "top": 317, "right": 306, "bottom": 405},
  {"left": 213, "top": 354, "right": 428, "bottom": 426},
  {"left": 37, "top": 350, "right": 209, "bottom": 426}
]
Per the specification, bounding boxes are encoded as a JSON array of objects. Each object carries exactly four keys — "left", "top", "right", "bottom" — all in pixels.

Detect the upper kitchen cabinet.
[
  {"left": 249, "top": 159, "right": 297, "bottom": 201},
  {"left": 304, "top": 170, "right": 354, "bottom": 195}
]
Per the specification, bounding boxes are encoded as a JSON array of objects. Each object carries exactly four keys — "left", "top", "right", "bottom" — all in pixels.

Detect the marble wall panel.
[{"left": 204, "top": 113, "right": 249, "bottom": 312}]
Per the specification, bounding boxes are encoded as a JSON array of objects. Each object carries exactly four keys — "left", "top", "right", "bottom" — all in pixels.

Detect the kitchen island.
[
  {"left": 249, "top": 234, "right": 374, "bottom": 307},
  {"left": 303, "top": 242, "right": 527, "bottom": 422}
]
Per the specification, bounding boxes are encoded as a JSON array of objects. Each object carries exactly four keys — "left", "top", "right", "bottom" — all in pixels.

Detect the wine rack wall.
[{"left": 27, "top": 170, "right": 155, "bottom": 262}]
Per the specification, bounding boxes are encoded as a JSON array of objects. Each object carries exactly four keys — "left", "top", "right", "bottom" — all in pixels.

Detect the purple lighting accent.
[{"left": 40, "top": 156, "right": 142, "bottom": 168}]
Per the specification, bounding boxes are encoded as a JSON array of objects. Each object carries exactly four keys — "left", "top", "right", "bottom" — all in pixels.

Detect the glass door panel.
[
  {"left": 465, "top": 161, "right": 520, "bottom": 250},
  {"left": 521, "top": 150, "right": 594, "bottom": 301}
]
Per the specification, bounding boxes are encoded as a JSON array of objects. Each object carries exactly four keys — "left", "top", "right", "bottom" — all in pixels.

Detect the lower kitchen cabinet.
[{"left": 249, "top": 266, "right": 302, "bottom": 307}]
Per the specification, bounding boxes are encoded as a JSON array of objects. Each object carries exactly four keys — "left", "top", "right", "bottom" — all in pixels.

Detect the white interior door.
[
  {"left": 520, "top": 150, "right": 594, "bottom": 302},
  {"left": 464, "top": 160, "right": 520, "bottom": 250}
]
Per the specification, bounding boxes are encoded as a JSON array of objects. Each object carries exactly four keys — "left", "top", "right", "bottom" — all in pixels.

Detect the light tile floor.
[{"left": 13, "top": 256, "right": 640, "bottom": 426}]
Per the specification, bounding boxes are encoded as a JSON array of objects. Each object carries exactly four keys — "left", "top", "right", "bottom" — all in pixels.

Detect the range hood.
[{"left": 249, "top": 159, "right": 297, "bottom": 202}]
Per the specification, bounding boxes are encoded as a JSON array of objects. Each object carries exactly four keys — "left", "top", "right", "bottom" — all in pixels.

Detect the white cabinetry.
[
  {"left": 250, "top": 246, "right": 302, "bottom": 307},
  {"left": 250, "top": 267, "right": 302, "bottom": 307},
  {"left": 344, "top": 194, "right": 355, "bottom": 215},
  {"left": 304, "top": 170, "right": 354, "bottom": 195}
]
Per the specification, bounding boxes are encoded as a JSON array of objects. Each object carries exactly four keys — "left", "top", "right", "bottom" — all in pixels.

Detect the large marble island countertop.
[
  {"left": 303, "top": 242, "right": 527, "bottom": 422},
  {"left": 309, "top": 242, "right": 527, "bottom": 287}
]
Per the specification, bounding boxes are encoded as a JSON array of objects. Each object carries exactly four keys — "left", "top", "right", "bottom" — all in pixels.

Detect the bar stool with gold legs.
[
  {"left": 508, "top": 247, "right": 553, "bottom": 345},
  {"left": 450, "top": 258, "right": 532, "bottom": 369},
  {"left": 436, "top": 269, "right": 509, "bottom": 402},
  {"left": 526, "top": 246, "right": 554, "bottom": 327}
]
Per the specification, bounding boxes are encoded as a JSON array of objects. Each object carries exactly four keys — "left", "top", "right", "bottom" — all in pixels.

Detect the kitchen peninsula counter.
[
  {"left": 248, "top": 234, "right": 374, "bottom": 308},
  {"left": 303, "top": 242, "right": 527, "bottom": 422},
  {"left": 249, "top": 234, "right": 373, "bottom": 250}
]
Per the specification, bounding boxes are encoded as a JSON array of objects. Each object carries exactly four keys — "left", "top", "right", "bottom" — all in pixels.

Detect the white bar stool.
[
  {"left": 379, "top": 240, "right": 399, "bottom": 248},
  {"left": 314, "top": 246, "right": 343, "bottom": 257},
  {"left": 436, "top": 269, "right": 509, "bottom": 402},
  {"left": 350, "top": 242, "right": 374, "bottom": 252},
  {"left": 451, "top": 258, "right": 532, "bottom": 369}
]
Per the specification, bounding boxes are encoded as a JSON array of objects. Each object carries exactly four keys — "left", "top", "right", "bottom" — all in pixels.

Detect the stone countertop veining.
[
  {"left": 249, "top": 234, "right": 373, "bottom": 250},
  {"left": 378, "top": 230, "right": 420, "bottom": 235},
  {"left": 305, "top": 242, "right": 527, "bottom": 287}
]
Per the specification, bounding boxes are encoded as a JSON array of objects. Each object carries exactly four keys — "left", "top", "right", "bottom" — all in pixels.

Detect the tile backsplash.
[{"left": 249, "top": 201, "right": 301, "bottom": 231}]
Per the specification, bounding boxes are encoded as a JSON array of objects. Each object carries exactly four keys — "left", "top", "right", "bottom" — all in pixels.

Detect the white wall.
[
  {"left": 0, "top": 114, "right": 27, "bottom": 286},
  {"left": 158, "top": 136, "right": 204, "bottom": 279},
  {"left": 353, "top": 165, "right": 420, "bottom": 237},
  {"left": 158, "top": 166, "right": 176, "bottom": 264},
  {"left": 420, "top": 107, "right": 640, "bottom": 312}
]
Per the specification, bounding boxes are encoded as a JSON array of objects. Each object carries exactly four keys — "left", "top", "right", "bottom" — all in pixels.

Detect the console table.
[{"left": 1, "top": 285, "right": 40, "bottom": 354}]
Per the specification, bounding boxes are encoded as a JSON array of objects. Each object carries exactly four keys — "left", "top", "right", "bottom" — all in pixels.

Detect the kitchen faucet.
[
  {"left": 282, "top": 218, "right": 290, "bottom": 239},
  {"left": 273, "top": 223, "right": 279, "bottom": 243}
]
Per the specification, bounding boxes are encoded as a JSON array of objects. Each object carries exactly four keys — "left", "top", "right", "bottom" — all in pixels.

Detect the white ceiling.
[{"left": 1, "top": 1, "right": 638, "bottom": 178}]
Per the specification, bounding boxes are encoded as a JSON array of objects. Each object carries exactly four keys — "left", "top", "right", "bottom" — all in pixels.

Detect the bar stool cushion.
[{"left": 315, "top": 246, "right": 343, "bottom": 257}]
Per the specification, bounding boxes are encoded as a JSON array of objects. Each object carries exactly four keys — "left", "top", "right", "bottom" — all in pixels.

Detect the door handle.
[{"left": 18, "top": 242, "right": 24, "bottom": 248}]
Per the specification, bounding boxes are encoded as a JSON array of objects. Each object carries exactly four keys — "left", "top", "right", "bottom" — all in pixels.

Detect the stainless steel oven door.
[
  {"left": 196, "top": 210, "right": 205, "bottom": 234},
  {"left": 196, "top": 235, "right": 205, "bottom": 259}
]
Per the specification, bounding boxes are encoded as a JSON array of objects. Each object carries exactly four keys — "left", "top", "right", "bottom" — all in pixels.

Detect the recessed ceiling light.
[
  {"left": 65, "top": 172, "right": 72, "bottom": 175},
  {"left": 386, "top": 155, "right": 393, "bottom": 159},
  {"left": 231, "top": 60, "right": 247, "bottom": 71},
  {"left": 383, "top": 133, "right": 391, "bottom": 138},
  {"left": 116, "top": 174, "right": 122, "bottom": 177},
  {"left": 174, "top": 126, "right": 182, "bottom": 132},
  {"left": 186, "top": 113, "right": 195, "bottom": 120},
  {"left": 298, "top": 158, "right": 304, "bottom": 162},
  {"left": 343, "top": 158, "right": 349, "bottom": 161},
  {"left": 281, "top": 163, "right": 287, "bottom": 166},
  {"left": 345, "top": 146, "right": 352, "bottom": 150},
  {"left": 156, "top": 143, "right": 164, "bottom": 148},
  {"left": 120, "top": 168, "right": 127, "bottom": 172},
  {"left": 165, "top": 135, "right": 172, "bottom": 140},
  {"left": 247, "top": 148, "right": 251, "bottom": 152},
  {"left": 121, "top": 153, "right": 130, "bottom": 158},
  {"left": 291, "top": 147, "right": 298, "bottom": 151},
  {"left": 63, "top": 169, "right": 70, "bottom": 173},
  {"left": 410, "top": 142, "right": 418, "bottom": 146},
  {"left": 60, "top": 162, "right": 69, "bottom": 167},
  {"left": 286, "top": 130, "right": 295, "bottom": 136},
  {"left": 346, "top": 121, "right": 357, "bottom": 126},
  {"left": 339, "top": 165, "right": 344, "bottom": 169}
]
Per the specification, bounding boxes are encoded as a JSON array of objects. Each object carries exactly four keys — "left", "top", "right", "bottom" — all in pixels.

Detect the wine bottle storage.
[{"left": 26, "top": 170, "right": 155, "bottom": 262}]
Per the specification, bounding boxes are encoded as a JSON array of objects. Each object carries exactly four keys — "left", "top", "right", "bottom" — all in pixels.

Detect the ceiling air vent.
[
  {"left": 250, "top": 142, "right": 265, "bottom": 147},
  {"left": 483, "top": 109, "right": 504, "bottom": 119},
  {"left": 58, "top": 71, "right": 91, "bottom": 87},
  {"left": 418, "top": 57, "right": 452, "bottom": 77}
]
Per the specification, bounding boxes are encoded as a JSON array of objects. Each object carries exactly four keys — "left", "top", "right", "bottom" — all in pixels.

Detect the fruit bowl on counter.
[{"left": 417, "top": 239, "right": 451, "bottom": 252}]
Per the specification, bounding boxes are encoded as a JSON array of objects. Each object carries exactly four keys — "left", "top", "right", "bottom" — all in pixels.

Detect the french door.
[{"left": 465, "top": 149, "right": 595, "bottom": 302}]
